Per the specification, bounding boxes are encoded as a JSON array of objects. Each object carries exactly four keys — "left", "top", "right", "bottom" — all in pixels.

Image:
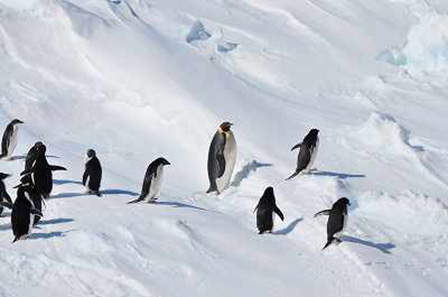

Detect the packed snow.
[{"left": 0, "top": 0, "right": 448, "bottom": 296}]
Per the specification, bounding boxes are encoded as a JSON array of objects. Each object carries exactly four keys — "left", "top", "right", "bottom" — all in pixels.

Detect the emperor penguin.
[
  {"left": 314, "top": 197, "right": 351, "bottom": 250},
  {"left": 207, "top": 122, "right": 237, "bottom": 194},
  {"left": 254, "top": 187, "right": 284, "bottom": 234},
  {"left": 286, "top": 128, "right": 319, "bottom": 180},
  {"left": 20, "top": 143, "right": 66, "bottom": 198},
  {"left": 82, "top": 149, "right": 102, "bottom": 197},
  {"left": 0, "top": 173, "right": 13, "bottom": 215},
  {"left": 128, "top": 157, "right": 170, "bottom": 204},
  {"left": 24, "top": 141, "right": 44, "bottom": 172},
  {"left": 11, "top": 183, "right": 43, "bottom": 242},
  {"left": 1, "top": 119, "right": 24, "bottom": 160}
]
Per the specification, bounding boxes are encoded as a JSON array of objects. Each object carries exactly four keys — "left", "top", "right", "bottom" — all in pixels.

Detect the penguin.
[
  {"left": 11, "top": 183, "right": 43, "bottom": 242},
  {"left": 314, "top": 197, "right": 351, "bottom": 250},
  {"left": 207, "top": 122, "right": 237, "bottom": 194},
  {"left": 20, "top": 143, "right": 66, "bottom": 198},
  {"left": 0, "top": 173, "right": 13, "bottom": 216},
  {"left": 128, "top": 157, "right": 170, "bottom": 204},
  {"left": 82, "top": 149, "right": 102, "bottom": 197},
  {"left": 286, "top": 128, "right": 319, "bottom": 180},
  {"left": 24, "top": 141, "right": 44, "bottom": 172},
  {"left": 1, "top": 119, "right": 24, "bottom": 160},
  {"left": 254, "top": 187, "right": 284, "bottom": 234}
]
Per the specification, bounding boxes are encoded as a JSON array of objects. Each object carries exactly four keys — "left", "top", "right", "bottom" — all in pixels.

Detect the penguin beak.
[{"left": 18, "top": 120, "right": 24, "bottom": 124}]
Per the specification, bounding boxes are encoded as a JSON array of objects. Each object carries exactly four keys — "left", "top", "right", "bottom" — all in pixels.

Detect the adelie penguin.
[
  {"left": 0, "top": 173, "right": 13, "bottom": 216},
  {"left": 254, "top": 187, "right": 284, "bottom": 234},
  {"left": 0, "top": 119, "right": 24, "bottom": 160},
  {"left": 20, "top": 143, "right": 66, "bottom": 198},
  {"left": 82, "top": 149, "right": 102, "bottom": 197},
  {"left": 11, "top": 183, "right": 43, "bottom": 242},
  {"left": 128, "top": 157, "right": 170, "bottom": 204},
  {"left": 24, "top": 141, "right": 44, "bottom": 172},
  {"left": 286, "top": 128, "right": 319, "bottom": 180},
  {"left": 207, "top": 122, "right": 237, "bottom": 194},
  {"left": 314, "top": 197, "right": 351, "bottom": 250}
]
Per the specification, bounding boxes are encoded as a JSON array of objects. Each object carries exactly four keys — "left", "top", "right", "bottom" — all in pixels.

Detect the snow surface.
[{"left": 0, "top": 0, "right": 448, "bottom": 296}]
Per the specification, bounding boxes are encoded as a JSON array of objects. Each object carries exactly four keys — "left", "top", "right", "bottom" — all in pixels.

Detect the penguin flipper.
[
  {"left": 30, "top": 208, "right": 43, "bottom": 217},
  {"left": 285, "top": 171, "right": 300, "bottom": 181},
  {"left": 314, "top": 209, "right": 331, "bottom": 218},
  {"left": 0, "top": 201, "right": 12, "bottom": 209},
  {"left": 50, "top": 165, "right": 67, "bottom": 171},
  {"left": 274, "top": 206, "right": 284, "bottom": 221},
  {"left": 291, "top": 143, "right": 302, "bottom": 151}
]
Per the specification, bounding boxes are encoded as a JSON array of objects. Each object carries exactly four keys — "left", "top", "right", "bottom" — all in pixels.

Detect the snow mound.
[{"left": 381, "top": 11, "right": 448, "bottom": 74}]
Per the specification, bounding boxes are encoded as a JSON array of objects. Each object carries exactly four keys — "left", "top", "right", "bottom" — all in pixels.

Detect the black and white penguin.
[
  {"left": 207, "top": 122, "right": 237, "bottom": 194},
  {"left": 82, "top": 149, "right": 102, "bottom": 197},
  {"left": 21, "top": 143, "right": 66, "bottom": 198},
  {"left": 128, "top": 157, "right": 170, "bottom": 204},
  {"left": 11, "top": 183, "right": 43, "bottom": 242},
  {"left": 0, "top": 173, "right": 13, "bottom": 216},
  {"left": 314, "top": 197, "right": 351, "bottom": 250},
  {"left": 286, "top": 128, "right": 319, "bottom": 180},
  {"left": 254, "top": 187, "right": 284, "bottom": 234},
  {"left": 1, "top": 119, "right": 24, "bottom": 160},
  {"left": 24, "top": 141, "right": 44, "bottom": 172}
]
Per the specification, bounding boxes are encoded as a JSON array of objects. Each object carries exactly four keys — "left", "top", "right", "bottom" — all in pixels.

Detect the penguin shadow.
[
  {"left": 7, "top": 155, "right": 27, "bottom": 161},
  {"left": 310, "top": 171, "right": 366, "bottom": 179},
  {"left": 101, "top": 189, "right": 139, "bottom": 196},
  {"left": 37, "top": 218, "right": 74, "bottom": 226},
  {"left": 51, "top": 192, "right": 89, "bottom": 199},
  {"left": 274, "top": 218, "right": 304, "bottom": 235},
  {"left": 340, "top": 235, "right": 396, "bottom": 254},
  {"left": 28, "top": 229, "right": 75, "bottom": 240},
  {"left": 150, "top": 200, "right": 212, "bottom": 212},
  {"left": 53, "top": 179, "right": 83, "bottom": 186},
  {"left": 231, "top": 160, "right": 273, "bottom": 187}
]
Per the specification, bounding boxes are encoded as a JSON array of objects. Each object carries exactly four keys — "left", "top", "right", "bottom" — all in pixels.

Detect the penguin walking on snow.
[
  {"left": 82, "top": 149, "right": 102, "bottom": 197},
  {"left": 21, "top": 143, "right": 66, "bottom": 198},
  {"left": 11, "top": 183, "right": 43, "bottom": 242},
  {"left": 1, "top": 119, "right": 24, "bottom": 160},
  {"left": 254, "top": 187, "right": 284, "bottom": 234},
  {"left": 314, "top": 197, "right": 351, "bottom": 250},
  {"left": 207, "top": 122, "right": 237, "bottom": 194},
  {"left": 128, "top": 157, "right": 170, "bottom": 204},
  {"left": 286, "top": 128, "right": 319, "bottom": 180},
  {"left": 0, "top": 173, "right": 13, "bottom": 215}
]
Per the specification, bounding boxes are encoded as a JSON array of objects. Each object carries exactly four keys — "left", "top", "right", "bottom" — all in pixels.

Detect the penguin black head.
[
  {"left": 10, "top": 119, "right": 24, "bottom": 125},
  {"left": 335, "top": 197, "right": 351, "bottom": 206},
  {"left": 86, "top": 149, "right": 96, "bottom": 158},
  {"left": 219, "top": 122, "right": 233, "bottom": 132},
  {"left": 34, "top": 141, "right": 44, "bottom": 147},
  {"left": 263, "top": 186, "right": 275, "bottom": 198},
  {"left": 309, "top": 128, "right": 319, "bottom": 136},
  {"left": 35, "top": 143, "right": 47, "bottom": 155},
  {"left": 0, "top": 173, "right": 11, "bottom": 180},
  {"left": 154, "top": 157, "right": 170, "bottom": 166}
]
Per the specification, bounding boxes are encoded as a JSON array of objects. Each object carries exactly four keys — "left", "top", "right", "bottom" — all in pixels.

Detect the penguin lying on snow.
[
  {"left": 0, "top": 173, "right": 13, "bottom": 215},
  {"left": 20, "top": 143, "right": 67, "bottom": 198},
  {"left": 286, "top": 128, "right": 319, "bottom": 180},
  {"left": 207, "top": 122, "right": 237, "bottom": 194},
  {"left": 314, "top": 197, "right": 351, "bottom": 250},
  {"left": 12, "top": 183, "right": 43, "bottom": 242},
  {"left": 128, "top": 157, "right": 170, "bottom": 204},
  {"left": 254, "top": 187, "right": 284, "bottom": 234},
  {"left": 1, "top": 119, "right": 24, "bottom": 160},
  {"left": 82, "top": 149, "right": 102, "bottom": 197}
]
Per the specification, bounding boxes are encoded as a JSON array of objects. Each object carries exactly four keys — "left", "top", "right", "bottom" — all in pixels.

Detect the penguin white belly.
[
  {"left": 147, "top": 166, "right": 164, "bottom": 201},
  {"left": 306, "top": 137, "right": 319, "bottom": 172},
  {"left": 7, "top": 126, "right": 18, "bottom": 157},
  {"left": 24, "top": 192, "right": 35, "bottom": 237},
  {"left": 216, "top": 132, "right": 237, "bottom": 193}
]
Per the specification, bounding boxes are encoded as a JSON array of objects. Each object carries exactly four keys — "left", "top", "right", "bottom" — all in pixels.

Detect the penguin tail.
[
  {"left": 322, "top": 237, "right": 336, "bottom": 250},
  {"left": 285, "top": 171, "right": 300, "bottom": 181},
  {"left": 12, "top": 237, "right": 19, "bottom": 244},
  {"left": 127, "top": 197, "right": 143, "bottom": 204}
]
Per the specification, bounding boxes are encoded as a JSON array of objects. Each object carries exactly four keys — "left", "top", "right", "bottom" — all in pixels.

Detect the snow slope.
[{"left": 0, "top": 0, "right": 448, "bottom": 296}]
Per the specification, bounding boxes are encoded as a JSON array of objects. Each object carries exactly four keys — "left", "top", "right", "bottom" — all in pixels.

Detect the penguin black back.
[
  {"left": 0, "top": 173, "right": 13, "bottom": 215},
  {"left": 255, "top": 187, "right": 284, "bottom": 234},
  {"left": 11, "top": 184, "right": 42, "bottom": 242},
  {"left": 83, "top": 149, "right": 102, "bottom": 196}
]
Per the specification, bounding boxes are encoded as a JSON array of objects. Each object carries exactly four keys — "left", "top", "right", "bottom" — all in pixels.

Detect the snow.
[{"left": 0, "top": 0, "right": 448, "bottom": 296}]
